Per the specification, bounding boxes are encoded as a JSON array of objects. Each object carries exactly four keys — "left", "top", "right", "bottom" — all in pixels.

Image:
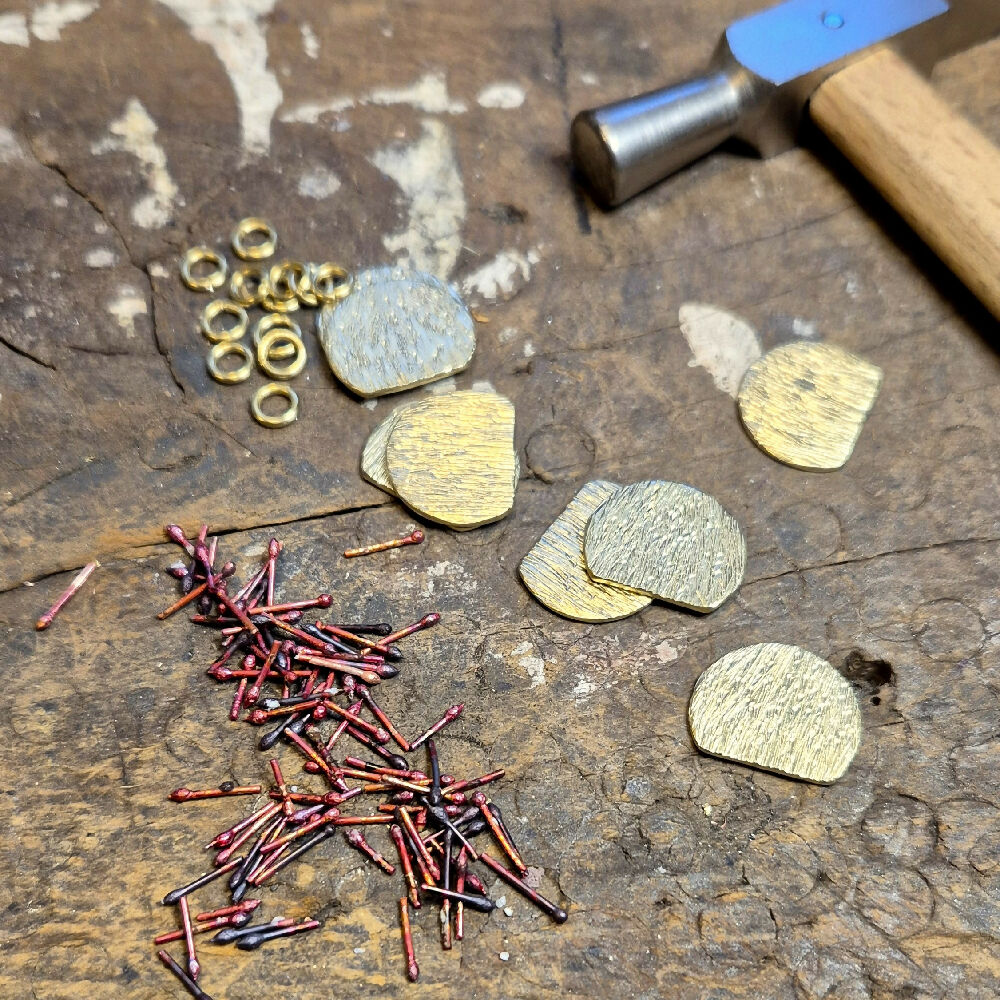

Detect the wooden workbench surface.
[{"left": 1, "top": 2, "right": 998, "bottom": 998}]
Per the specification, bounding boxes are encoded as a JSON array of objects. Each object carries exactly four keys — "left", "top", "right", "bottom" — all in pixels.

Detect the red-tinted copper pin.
[
  {"left": 382, "top": 612, "right": 440, "bottom": 645},
  {"left": 282, "top": 729, "right": 338, "bottom": 781},
  {"left": 249, "top": 594, "right": 332, "bottom": 614},
  {"left": 265, "top": 538, "right": 280, "bottom": 607},
  {"left": 157, "top": 580, "right": 209, "bottom": 620},
  {"left": 229, "top": 677, "right": 248, "bottom": 721},
  {"left": 322, "top": 699, "right": 390, "bottom": 743},
  {"left": 215, "top": 804, "right": 282, "bottom": 866},
  {"left": 478, "top": 851, "right": 568, "bottom": 923},
  {"left": 157, "top": 949, "right": 215, "bottom": 1000},
  {"left": 399, "top": 898, "right": 419, "bottom": 982},
  {"left": 245, "top": 640, "right": 280, "bottom": 706},
  {"left": 343, "top": 529, "right": 424, "bottom": 558},
  {"left": 270, "top": 758, "right": 293, "bottom": 817},
  {"left": 454, "top": 847, "right": 468, "bottom": 940},
  {"left": 389, "top": 824, "right": 420, "bottom": 908},
  {"left": 195, "top": 900, "right": 261, "bottom": 922},
  {"left": 409, "top": 703, "right": 463, "bottom": 751},
  {"left": 396, "top": 807, "right": 440, "bottom": 881},
  {"left": 345, "top": 828, "right": 396, "bottom": 875},
  {"left": 442, "top": 768, "right": 505, "bottom": 798},
  {"left": 358, "top": 687, "right": 411, "bottom": 752},
  {"left": 35, "top": 561, "right": 99, "bottom": 631},
  {"left": 165, "top": 524, "right": 196, "bottom": 555},
  {"left": 294, "top": 653, "right": 383, "bottom": 686},
  {"left": 473, "top": 792, "right": 527, "bottom": 874},
  {"left": 324, "top": 701, "right": 362, "bottom": 755},
  {"left": 168, "top": 784, "right": 262, "bottom": 802},
  {"left": 153, "top": 911, "right": 250, "bottom": 944},
  {"left": 178, "top": 896, "right": 200, "bottom": 980},
  {"left": 440, "top": 828, "right": 453, "bottom": 950}
]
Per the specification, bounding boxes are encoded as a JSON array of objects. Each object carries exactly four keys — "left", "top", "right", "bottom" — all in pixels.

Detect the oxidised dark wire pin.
[
  {"left": 235, "top": 918, "right": 320, "bottom": 950},
  {"left": 157, "top": 949, "right": 215, "bottom": 1000},
  {"left": 162, "top": 855, "right": 245, "bottom": 905}
]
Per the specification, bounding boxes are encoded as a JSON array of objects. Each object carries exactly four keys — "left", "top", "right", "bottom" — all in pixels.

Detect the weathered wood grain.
[{"left": 1, "top": 2, "right": 998, "bottom": 998}]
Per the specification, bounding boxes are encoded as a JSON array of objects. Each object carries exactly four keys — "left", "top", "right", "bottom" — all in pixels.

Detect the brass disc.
[
  {"left": 519, "top": 481, "right": 651, "bottom": 622},
  {"left": 582, "top": 480, "right": 746, "bottom": 612},
  {"left": 384, "top": 390, "right": 516, "bottom": 530},
  {"left": 738, "top": 341, "right": 882, "bottom": 471},
  {"left": 688, "top": 643, "right": 862, "bottom": 784},
  {"left": 317, "top": 266, "right": 476, "bottom": 397},
  {"left": 360, "top": 405, "right": 410, "bottom": 497}
]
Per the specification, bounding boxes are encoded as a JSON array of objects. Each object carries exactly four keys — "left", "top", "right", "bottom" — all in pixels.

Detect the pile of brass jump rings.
[{"left": 180, "top": 217, "right": 353, "bottom": 428}]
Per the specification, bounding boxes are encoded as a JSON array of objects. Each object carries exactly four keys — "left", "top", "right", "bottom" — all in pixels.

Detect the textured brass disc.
[
  {"left": 582, "top": 480, "right": 746, "bottom": 612},
  {"left": 384, "top": 390, "right": 517, "bottom": 530},
  {"left": 519, "top": 481, "right": 652, "bottom": 622},
  {"left": 360, "top": 405, "right": 410, "bottom": 497},
  {"left": 317, "top": 266, "right": 476, "bottom": 398},
  {"left": 738, "top": 341, "right": 882, "bottom": 471},
  {"left": 688, "top": 643, "right": 862, "bottom": 784}
]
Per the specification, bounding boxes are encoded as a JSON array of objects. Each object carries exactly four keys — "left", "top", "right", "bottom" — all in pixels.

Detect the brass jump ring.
[
  {"left": 230, "top": 265, "right": 266, "bottom": 307},
  {"left": 180, "top": 247, "right": 227, "bottom": 292},
  {"left": 257, "top": 329, "right": 307, "bottom": 380},
  {"left": 251, "top": 382, "right": 299, "bottom": 428},
  {"left": 207, "top": 341, "right": 253, "bottom": 384},
  {"left": 254, "top": 314, "right": 300, "bottom": 360},
  {"left": 200, "top": 299, "right": 249, "bottom": 343},
  {"left": 311, "top": 262, "right": 354, "bottom": 304},
  {"left": 232, "top": 217, "right": 278, "bottom": 261}
]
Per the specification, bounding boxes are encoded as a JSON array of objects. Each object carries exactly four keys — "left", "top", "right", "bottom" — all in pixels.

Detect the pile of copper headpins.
[{"left": 154, "top": 524, "right": 567, "bottom": 998}]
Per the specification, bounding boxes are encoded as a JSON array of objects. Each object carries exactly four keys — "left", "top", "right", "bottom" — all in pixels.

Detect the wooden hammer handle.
[{"left": 811, "top": 48, "right": 1000, "bottom": 321}]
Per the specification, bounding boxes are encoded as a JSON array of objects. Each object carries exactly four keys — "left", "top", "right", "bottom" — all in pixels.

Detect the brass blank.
[
  {"left": 519, "top": 481, "right": 651, "bottom": 623},
  {"left": 688, "top": 643, "right": 862, "bottom": 784},
  {"left": 582, "top": 480, "right": 746, "bottom": 612},
  {"left": 738, "top": 340, "right": 882, "bottom": 471},
  {"left": 384, "top": 390, "right": 516, "bottom": 530}
]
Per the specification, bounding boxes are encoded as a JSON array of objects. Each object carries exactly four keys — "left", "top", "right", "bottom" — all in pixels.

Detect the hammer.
[{"left": 571, "top": 0, "right": 1000, "bottom": 319}]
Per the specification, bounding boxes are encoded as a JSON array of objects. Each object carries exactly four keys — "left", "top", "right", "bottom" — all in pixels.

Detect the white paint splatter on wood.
[
  {"left": 370, "top": 119, "right": 465, "bottom": 279},
  {"left": 85, "top": 247, "right": 117, "bottom": 268},
  {"left": 678, "top": 302, "right": 761, "bottom": 397},
  {"left": 31, "top": 1, "right": 97, "bottom": 42},
  {"left": 159, "top": 0, "right": 281, "bottom": 156},
  {"left": 0, "top": 127, "right": 26, "bottom": 162},
  {"left": 476, "top": 82, "right": 525, "bottom": 109},
  {"left": 92, "top": 98, "right": 179, "bottom": 228},
  {"left": 300, "top": 22, "right": 318, "bottom": 59},
  {"left": 297, "top": 165, "right": 341, "bottom": 199},
  {"left": 462, "top": 248, "right": 539, "bottom": 300},
  {"left": 0, "top": 12, "right": 30, "bottom": 46},
  {"left": 513, "top": 640, "right": 546, "bottom": 687},
  {"left": 107, "top": 286, "right": 147, "bottom": 335},
  {"left": 281, "top": 71, "right": 465, "bottom": 124}
]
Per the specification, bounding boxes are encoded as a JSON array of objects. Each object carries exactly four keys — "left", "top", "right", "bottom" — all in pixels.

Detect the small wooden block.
[{"left": 688, "top": 643, "right": 862, "bottom": 784}]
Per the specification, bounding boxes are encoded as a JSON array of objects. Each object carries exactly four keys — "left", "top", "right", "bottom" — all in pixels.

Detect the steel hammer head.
[{"left": 572, "top": 0, "right": 1000, "bottom": 206}]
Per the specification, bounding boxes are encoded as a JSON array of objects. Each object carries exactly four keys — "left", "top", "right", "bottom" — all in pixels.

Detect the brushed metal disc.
[
  {"left": 361, "top": 394, "right": 519, "bottom": 499},
  {"left": 385, "top": 390, "right": 517, "bottom": 530},
  {"left": 317, "top": 266, "right": 476, "bottom": 397},
  {"left": 519, "top": 481, "right": 652, "bottom": 622},
  {"left": 688, "top": 643, "right": 862, "bottom": 784},
  {"left": 582, "top": 480, "right": 746, "bottom": 612},
  {"left": 360, "top": 405, "right": 410, "bottom": 496},
  {"left": 738, "top": 341, "right": 882, "bottom": 471}
]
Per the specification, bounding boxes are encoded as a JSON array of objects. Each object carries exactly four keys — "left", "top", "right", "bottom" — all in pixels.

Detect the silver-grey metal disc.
[{"left": 318, "top": 266, "right": 476, "bottom": 398}]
